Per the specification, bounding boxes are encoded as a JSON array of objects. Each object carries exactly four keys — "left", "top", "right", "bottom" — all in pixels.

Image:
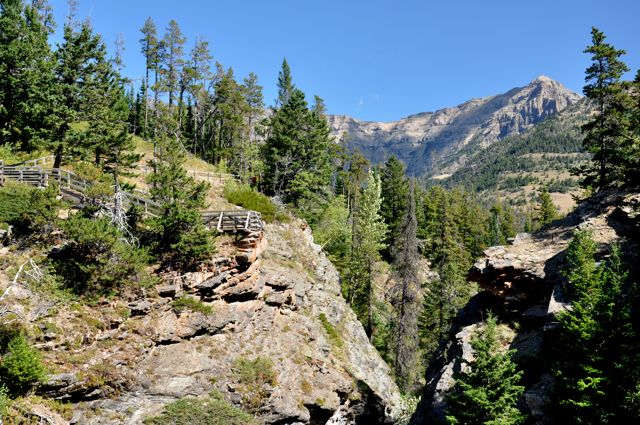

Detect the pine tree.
[
  {"left": 0, "top": 0, "right": 57, "bottom": 151},
  {"left": 51, "top": 20, "right": 106, "bottom": 166},
  {"left": 579, "top": 27, "right": 631, "bottom": 189},
  {"left": 160, "top": 19, "right": 186, "bottom": 111},
  {"left": 139, "top": 16, "right": 158, "bottom": 138},
  {"left": 389, "top": 181, "right": 421, "bottom": 392},
  {"left": 263, "top": 87, "right": 334, "bottom": 203},
  {"left": 446, "top": 313, "right": 526, "bottom": 425},
  {"left": 380, "top": 155, "right": 409, "bottom": 258},
  {"left": 185, "top": 36, "right": 212, "bottom": 154},
  {"left": 239, "top": 72, "right": 264, "bottom": 183},
  {"left": 550, "top": 231, "right": 639, "bottom": 424},
  {"left": 148, "top": 120, "right": 214, "bottom": 268},
  {"left": 348, "top": 170, "right": 387, "bottom": 336},
  {"left": 536, "top": 188, "right": 558, "bottom": 227},
  {"left": 276, "top": 57, "right": 293, "bottom": 108},
  {"left": 627, "top": 70, "right": 640, "bottom": 186}
]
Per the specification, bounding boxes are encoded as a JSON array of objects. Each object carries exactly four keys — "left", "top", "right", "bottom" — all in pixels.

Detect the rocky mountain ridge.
[{"left": 328, "top": 76, "right": 582, "bottom": 176}]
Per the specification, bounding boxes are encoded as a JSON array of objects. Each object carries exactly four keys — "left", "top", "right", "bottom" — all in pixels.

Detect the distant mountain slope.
[
  {"left": 328, "top": 76, "right": 581, "bottom": 176},
  {"left": 436, "top": 99, "right": 591, "bottom": 204}
]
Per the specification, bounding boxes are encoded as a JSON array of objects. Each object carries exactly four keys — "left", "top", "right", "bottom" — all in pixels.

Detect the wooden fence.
[{"left": 0, "top": 161, "right": 262, "bottom": 233}]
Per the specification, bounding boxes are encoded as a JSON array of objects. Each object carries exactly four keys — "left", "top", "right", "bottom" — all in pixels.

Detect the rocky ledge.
[{"left": 16, "top": 222, "right": 401, "bottom": 424}]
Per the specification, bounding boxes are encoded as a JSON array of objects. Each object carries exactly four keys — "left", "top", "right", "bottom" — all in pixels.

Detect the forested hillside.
[
  {"left": 1, "top": 0, "right": 640, "bottom": 424},
  {"left": 434, "top": 99, "right": 592, "bottom": 208}
]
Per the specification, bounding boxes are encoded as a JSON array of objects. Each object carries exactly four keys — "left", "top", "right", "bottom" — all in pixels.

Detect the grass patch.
[
  {"left": 232, "top": 356, "right": 277, "bottom": 412},
  {"left": 319, "top": 313, "right": 344, "bottom": 349},
  {"left": 144, "top": 392, "right": 256, "bottom": 425},
  {"left": 171, "top": 296, "right": 213, "bottom": 315}
]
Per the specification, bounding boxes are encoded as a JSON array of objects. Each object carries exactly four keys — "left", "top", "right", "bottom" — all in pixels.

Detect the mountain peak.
[
  {"left": 532, "top": 75, "right": 553, "bottom": 83},
  {"left": 328, "top": 77, "right": 581, "bottom": 176}
]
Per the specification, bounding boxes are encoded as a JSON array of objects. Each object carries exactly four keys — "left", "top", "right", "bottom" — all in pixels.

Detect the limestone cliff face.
[
  {"left": 328, "top": 76, "right": 581, "bottom": 176},
  {"left": 410, "top": 191, "right": 640, "bottom": 424},
  {"left": 6, "top": 222, "right": 401, "bottom": 424}
]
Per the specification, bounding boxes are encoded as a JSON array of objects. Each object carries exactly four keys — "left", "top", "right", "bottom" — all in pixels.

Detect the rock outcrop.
[
  {"left": 9, "top": 223, "right": 401, "bottom": 424},
  {"left": 328, "top": 76, "right": 581, "bottom": 176},
  {"left": 411, "top": 190, "right": 640, "bottom": 424}
]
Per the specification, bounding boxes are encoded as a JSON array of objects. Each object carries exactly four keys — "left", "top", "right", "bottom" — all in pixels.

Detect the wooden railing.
[
  {"left": 0, "top": 161, "right": 262, "bottom": 233},
  {"left": 136, "top": 164, "right": 232, "bottom": 184}
]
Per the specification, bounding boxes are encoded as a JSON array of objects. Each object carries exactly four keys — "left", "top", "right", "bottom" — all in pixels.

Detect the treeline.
[{"left": 133, "top": 16, "right": 268, "bottom": 182}]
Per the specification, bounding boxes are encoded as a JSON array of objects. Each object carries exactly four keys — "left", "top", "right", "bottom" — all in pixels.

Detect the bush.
[
  {"left": 171, "top": 296, "right": 213, "bottom": 315},
  {"left": 0, "top": 334, "right": 46, "bottom": 396},
  {"left": 52, "top": 215, "right": 149, "bottom": 293},
  {"left": 0, "top": 182, "right": 61, "bottom": 237},
  {"left": 144, "top": 393, "right": 256, "bottom": 425},
  {"left": 223, "top": 181, "right": 278, "bottom": 222}
]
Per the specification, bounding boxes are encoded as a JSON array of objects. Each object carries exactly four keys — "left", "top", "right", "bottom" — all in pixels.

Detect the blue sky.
[{"left": 48, "top": 0, "right": 640, "bottom": 122}]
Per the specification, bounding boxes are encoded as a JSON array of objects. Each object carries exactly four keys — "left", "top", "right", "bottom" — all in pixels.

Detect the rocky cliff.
[
  {"left": 410, "top": 190, "right": 640, "bottom": 424},
  {"left": 2, "top": 221, "right": 402, "bottom": 424},
  {"left": 328, "top": 76, "right": 581, "bottom": 176}
]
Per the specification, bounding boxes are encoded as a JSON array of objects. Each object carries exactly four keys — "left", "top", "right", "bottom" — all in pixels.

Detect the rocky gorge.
[{"left": 410, "top": 190, "right": 640, "bottom": 424}]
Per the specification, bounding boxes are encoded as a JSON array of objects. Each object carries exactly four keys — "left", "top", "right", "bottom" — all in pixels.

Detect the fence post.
[
  {"left": 244, "top": 211, "right": 251, "bottom": 231},
  {"left": 217, "top": 212, "right": 224, "bottom": 232},
  {"left": 0, "top": 160, "right": 3, "bottom": 186}
]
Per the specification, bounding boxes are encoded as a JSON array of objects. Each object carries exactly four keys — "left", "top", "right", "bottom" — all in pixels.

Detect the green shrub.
[
  {"left": 144, "top": 393, "right": 256, "bottom": 425},
  {"left": 0, "top": 334, "right": 46, "bottom": 396},
  {"left": 0, "top": 182, "right": 61, "bottom": 236},
  {"left": 52, "top": 215, "right": 149, "bottom": 294},
  {"left": 171, "top": 296, "right": 213, "bottom": 315},
  {"left": 223, "top": 181, "right": 278, "bottom": 222}
]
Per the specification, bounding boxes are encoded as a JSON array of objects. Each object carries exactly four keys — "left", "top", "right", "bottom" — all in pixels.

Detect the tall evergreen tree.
[
  {"left": 160, "top": 19, "right": 185, "bottom": 111},
  {"left": 263, "top": 87, "right": 333, "bottom": 203},
  {"left": 52, "top": 20, "right": 106, "bottom": 166},
  {"left": 139, "top": 16, "right": 158, "bottom": 138},
  {"left": 579, "top": 27, "right": 631, "bottom": 189},
  {"left": 536, "top": 188, "right": 558, "bottom": 227},
  {"left": 185, "top": 36, "right": 212, "bottom": 154},
  {"left": 210, "top": 67, "right": 249, "bottom": 168},
  {"left": 348, "top": 170, "right": 387, "bottom": 337},
  {"left": 380, "top": 155, "right": 409, "bottom": 257},
  {"left": 0, "top": 0, "right": 57, "bottom": 151},
  {"left": 239, "top": 72, "right": 264, "bottom": 183},
  {"left": 389, "top": 181, "right": 421, "bottom": 392},
  {"left": 550, "top": 231, "right": 639, "bottom": 424},
  {"left": 148, "top": 118, "right": 213, "bottom": 268}
]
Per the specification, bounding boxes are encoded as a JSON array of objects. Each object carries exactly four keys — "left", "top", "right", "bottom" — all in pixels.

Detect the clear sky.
[{"left": 48, "top": 0, "right": 640, "bottom": 122}]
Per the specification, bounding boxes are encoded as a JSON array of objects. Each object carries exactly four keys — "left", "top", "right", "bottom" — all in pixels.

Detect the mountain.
[
  {"left": 437, "top": 98, "right": 592, "bottom": 211},
  {"left": 328, "top": 76, "right": 582, "bottom": 177}
]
